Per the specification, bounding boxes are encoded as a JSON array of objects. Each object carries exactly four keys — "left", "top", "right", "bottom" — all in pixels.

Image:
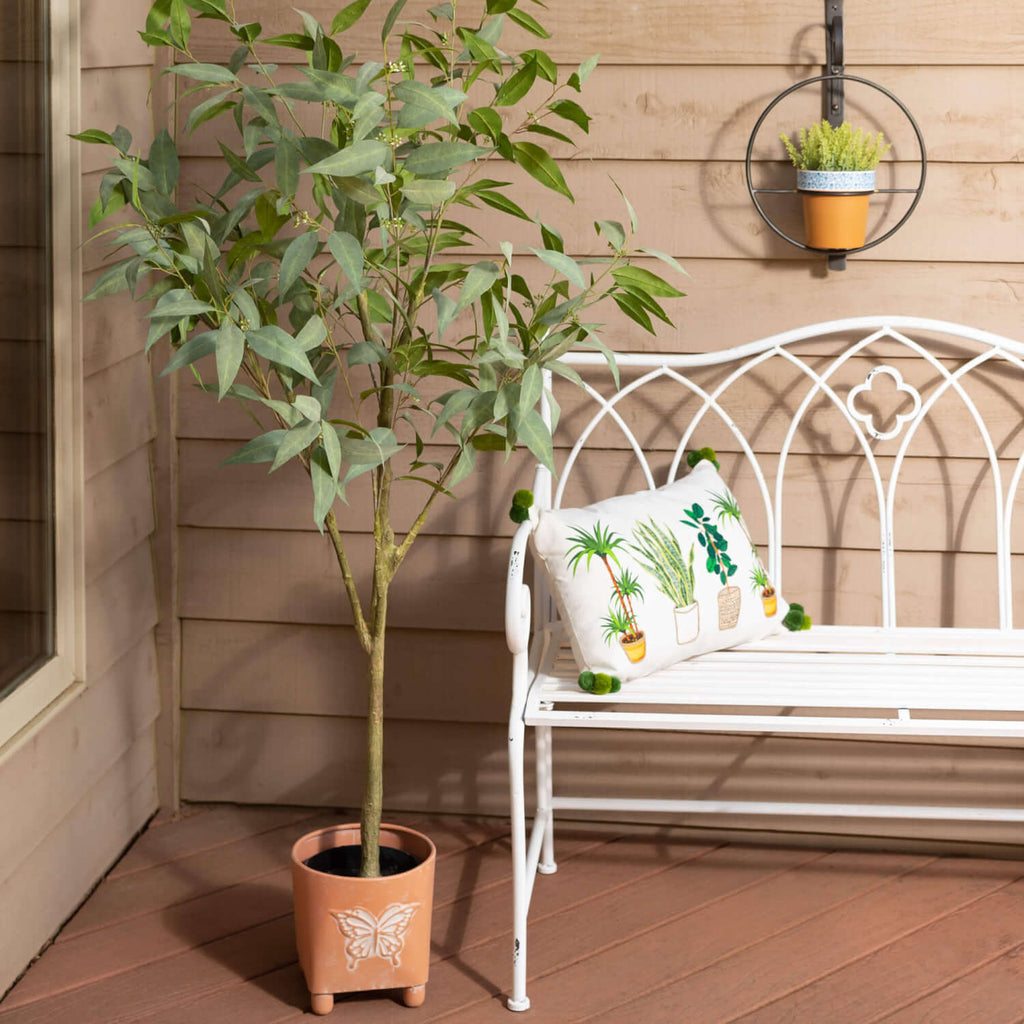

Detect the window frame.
[{"left": 0, "top": 0, "right": 85, "bottom": 756}]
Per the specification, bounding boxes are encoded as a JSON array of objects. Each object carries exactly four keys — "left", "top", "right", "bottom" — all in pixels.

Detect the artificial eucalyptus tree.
[{"left": 77, "top": 0, "right": 686, "bottom": 877}]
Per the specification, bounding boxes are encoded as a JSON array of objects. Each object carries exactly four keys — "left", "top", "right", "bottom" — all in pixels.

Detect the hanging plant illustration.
[
  {"left": 682, "top": 503, "right": 742, "bottom": 629},
  {"left": 711, "top": 488, "right": 777, "bottom": 618},
  {"left": 630, "top": 517, "right": 700, "bottom": 644},
  {"left": 566, "top": 522, "right": 647, "bottom": 663}
]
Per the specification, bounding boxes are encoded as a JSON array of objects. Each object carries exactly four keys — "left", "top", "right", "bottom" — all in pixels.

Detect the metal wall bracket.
[
  {"left": 744, "top": 0, "right": 927, "bottom": 273},
  {"left": 825, "top": 0, "right": 846, "bottom": 270}
]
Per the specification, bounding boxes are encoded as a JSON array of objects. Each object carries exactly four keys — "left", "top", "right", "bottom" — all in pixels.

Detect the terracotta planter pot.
[
  {"left": 291, "top": 823, "right": 436, "bottom": 1016},
  {"left": 619, "top": 631, "right": 646, "bottom": 663},
  {"left": 797, "top": 169, "right": 875, "bottom": 250}
]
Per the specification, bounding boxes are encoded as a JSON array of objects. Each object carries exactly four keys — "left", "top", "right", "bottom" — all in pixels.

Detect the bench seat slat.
[{"left": 531, "top": 628, "right": 1024, "bottom": 713}]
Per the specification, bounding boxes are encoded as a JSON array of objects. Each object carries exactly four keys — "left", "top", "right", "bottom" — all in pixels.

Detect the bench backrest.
[{"left": 536, "top": 316, "right": 1024, "bottom": 631}]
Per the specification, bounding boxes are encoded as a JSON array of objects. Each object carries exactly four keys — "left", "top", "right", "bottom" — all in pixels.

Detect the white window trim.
[{"left": 0, "top": 0, "right": 85, "bottom": 758}]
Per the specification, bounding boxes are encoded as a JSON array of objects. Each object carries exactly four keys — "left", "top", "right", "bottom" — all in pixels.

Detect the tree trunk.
[{"left": 360, "top": 576, "right": 388, "bottom": 878}]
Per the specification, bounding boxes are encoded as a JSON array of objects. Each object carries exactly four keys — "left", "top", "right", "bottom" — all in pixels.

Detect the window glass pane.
[{"left": 0, "top": 0, "right": 54, "bottom": 698}]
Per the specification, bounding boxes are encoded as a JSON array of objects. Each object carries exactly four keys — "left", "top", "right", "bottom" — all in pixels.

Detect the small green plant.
[
  {"left": 750, "top": 565, "right": 772, "bottom": 594},
  {"left": 630, "top": 517, "right": 696, "bottom": 609},
  {"left": 682, "top": 503, "right": 737, "bottom": 586},
  {"left": 566, "top": 521, "right": 644, "bottom": 646},
  {"left": 780, "top": 120, "right": 891, "bottom": 171}
]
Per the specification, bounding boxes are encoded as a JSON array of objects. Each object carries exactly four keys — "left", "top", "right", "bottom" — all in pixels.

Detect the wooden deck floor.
[{"left": 4, "top": 805, "right": 1024, "bottom": 1023}]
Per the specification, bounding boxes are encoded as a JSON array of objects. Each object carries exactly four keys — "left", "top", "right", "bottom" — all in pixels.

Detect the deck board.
[{"left": 3, "top": 805, "right": 1024, "bottom": 1023}]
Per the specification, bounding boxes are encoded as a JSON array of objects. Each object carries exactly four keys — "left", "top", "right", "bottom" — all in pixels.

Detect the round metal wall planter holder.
[{"left": 745, "top": 72, "right": 927, "bottom": 270}]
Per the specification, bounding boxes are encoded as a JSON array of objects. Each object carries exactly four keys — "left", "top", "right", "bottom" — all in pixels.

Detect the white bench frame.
[{"left": 504, "top": 316, "right": 1024, "bottom": 1011}]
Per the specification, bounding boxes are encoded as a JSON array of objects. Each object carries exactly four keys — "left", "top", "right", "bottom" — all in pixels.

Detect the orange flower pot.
[
  {"left": 796, "top": 169, "right": 876, "bottom": 250},
  {"left": 291, "top": 823, "right": 436, "bottom": 1016}
]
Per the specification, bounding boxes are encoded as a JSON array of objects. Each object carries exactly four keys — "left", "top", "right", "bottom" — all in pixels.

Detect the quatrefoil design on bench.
[{"left": 846, "top": 364, "right": 923, "bottom": 441}]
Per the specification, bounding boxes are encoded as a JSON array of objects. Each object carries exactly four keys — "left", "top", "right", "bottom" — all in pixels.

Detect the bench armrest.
[{"left": 505, "top": 519, "right": 534, "bottom": 656}]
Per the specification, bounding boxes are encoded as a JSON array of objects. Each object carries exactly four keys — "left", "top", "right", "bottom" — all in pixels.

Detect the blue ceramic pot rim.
[{"left": 796, "top": 169, "right": 876, "bottom": 194}]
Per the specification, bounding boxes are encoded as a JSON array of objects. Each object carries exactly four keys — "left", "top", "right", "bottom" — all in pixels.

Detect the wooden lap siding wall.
[
  {"left": 175, "top": 1, "right": 1024, "bottom": 846},
  {"left": 0, "top": 0, "right": 161, "bottom": 998}
]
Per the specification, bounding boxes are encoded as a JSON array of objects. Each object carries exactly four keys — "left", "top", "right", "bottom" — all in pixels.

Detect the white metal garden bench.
[{"left": 504, "top": 316, "right": 1024, "bottom": 1011}]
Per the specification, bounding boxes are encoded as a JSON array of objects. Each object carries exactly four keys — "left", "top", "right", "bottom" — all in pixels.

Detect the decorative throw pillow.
[{"left": 530, "top": 460, "right": 788, "bottom": 682}]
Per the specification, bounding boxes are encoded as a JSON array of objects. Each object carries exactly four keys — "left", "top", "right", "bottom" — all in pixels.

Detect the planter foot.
[
  {"left": 310, "top": 992, "right": 334, "bottom": 1015},
  {"left": 402, "top": 984, "right": 426, "bottom": 1008},
  {"left": 538, "top": 861, "right": 558, "bottom": 875},
  {"left": 508, "top": 995, "right": 531, "bottom": 1012}
]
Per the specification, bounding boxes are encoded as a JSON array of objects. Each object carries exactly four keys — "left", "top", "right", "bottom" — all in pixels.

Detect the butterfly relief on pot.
[{"left": 329, "top": 902, "right": 420, "bottom": 970}]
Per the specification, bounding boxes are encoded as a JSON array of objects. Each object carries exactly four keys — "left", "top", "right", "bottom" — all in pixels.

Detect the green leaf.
[
  {"left": 476, "top": 189, "right": 532, "bottom": 221},
  {"left": 148, "top": 128, "right": 179, "bottom": 195},
  {"left": 403, "top": 141, "right": 489, "bottom": 176},
  {"left": 310, "top": 446, "right": 336, "bottom": 530},
  {"left": 456, "top": 261, "right": 500, "bottom": 313},
  {"left": 493, "top": 61, "right": 537, "bottom": 107},
  {"left": 507, "top": 8, "right": 549, "bottom": 37},
  {"left": 520, "top": 48, "right": 557, "bottom": 83},
  {"left": 246, "top": 325, "right": 320, "bottom": 382},
  {"left": 264, "top": 32, "right": 315, "bottom": 50},
  {"left": 448, "top": 443, "right": 477, "bottom": 488},
  {"left": 512, "top": 142, "right": 572, "bottom": 200},
  {"left": 144, "top": 292, "right": 216, "bottom": 319},
  {"left": 525, "top": 123, "right": 574, "bottom": 145},
  {"left": 347, "top": 340, "right": 388, "bottom": 365},
  {"left": 595, "top": 219, "right": 626, "bottom": 249},
  {"left": 145, "top": 0, "right": 172, "bottom": 34},
  {"left": 380, "top": 0, "right": 408, "bottom": 41},
  {"left": 321, "top": 420, "right": 342, "bottom": 479},
  {"left": 547, "top": 98, "right": 591, "bottom": 133},
  {"left": 300, "top": 68, "right": 359, "bottom": 105},
  {"left": 519, "top": 363, "right": 542, "bottom": 413},
  {"left": 338, "top": 426, "right": 402, "bottom": 464},
  {"left": 400, "top": 178, "right": 456, "bottom": 206},
  {"left": 612, "top": 291, "right": 655, "bottom": 334},
  {"left": 222, "top": 430, "right": 286, "bottom": 465},
  {"left": 577, "top": 53, "right": 599, "bottom": 84},
  {"left": 279, "top": 231, "right": 318, "bottom": 298},
  {"left": 512, "top": 408, "right": 554, "bottom": 472},
  {"left": 467, "top": 106, "right": 502, "bottom": 140},
  {"left": 639, "top": 247, "right": 689, "bottom": 278},
  {"left": 241, "top": 85, "right": 279, "bottom": 126},
  {"left": 169, "top": 0, "right": 191, "bottom": 48},
  {"left": 327, "top": 230, "right": 364, "bottom": 287},
  {"left": 530, "top": 247, "right": 585, "bottom": 289},
  {"left": 271, "top": 419, "right": 321, "bottom": 471},
  {"left": 303, "top": 140, "right": 390, "bottom": 177},
  {"left": 295, "top": 314, "right": 327, "bottom": 351},
  {"left": 160, "top": 330, "right": 219, "bottom": 376},
  {"left": 331, "top": 0, "right": 372, "bottom": 34},
  {"left": 168, "top": 62, "right": 237, "bottom": 83},
  {"left": 184, "top": 91, "right": 235, "bottom": 135},
  {"left": 218, "top": 140, "right": 261, "bottom": 182},
  {"left": 394, "top": 79, "right": 465, "bottom": 129},
  {"left": 612, "top": 265, "right": 686, "bottom": 298},
  {"left": 214, "top": 320, "right": 244, "bottom": 399},
  {"left": 275, "top": 137, "right": 300, "bottom": 197},
  {"left": 71, "top": 128, "right": 115, "bottom": 145},
  {"left": 334, "top": 176, "right": 381, "bottom": 206}
]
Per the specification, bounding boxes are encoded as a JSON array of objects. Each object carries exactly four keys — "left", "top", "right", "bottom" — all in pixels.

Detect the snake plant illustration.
[
  {"left": 630, "top": 517, "right": 700, "bottom": 644},
  {"left": 566, "top": 521, "right": 647, "bottom": 662},
  {"left": 711, "top": 488, "right": 777, "bottom": 618},
  {"left": 682, "top": 502, "right": 741, "bottom": 629}
]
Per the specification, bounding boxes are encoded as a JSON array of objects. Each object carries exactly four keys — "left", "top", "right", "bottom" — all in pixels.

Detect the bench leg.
[
  {"left": 536, "top": 723, "right": 557, "bottom": 874},
  {"left": 508, "top": 712, "right": 531, "bottom": 1012}
]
